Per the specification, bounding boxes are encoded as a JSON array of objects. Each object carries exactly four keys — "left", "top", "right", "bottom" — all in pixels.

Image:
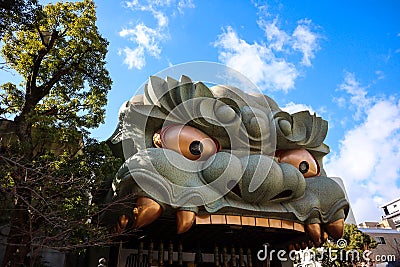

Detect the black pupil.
[
  {"left": 299, "top": 161, "right": 309, "bottom": 174},
  {"left": 189, "top": 140, "right": 203, "bottom": 156}
]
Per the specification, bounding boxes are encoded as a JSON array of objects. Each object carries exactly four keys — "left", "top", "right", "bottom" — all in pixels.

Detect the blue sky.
[
  {"left": 93, "top": 0, "right": 400, "bottom": 224},
  {"left": 2, "top": 0, "right": 400, "bottom": 224}
]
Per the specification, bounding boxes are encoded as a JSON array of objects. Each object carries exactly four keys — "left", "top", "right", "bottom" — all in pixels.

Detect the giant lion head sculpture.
[{"left": 104, "top": 74, "right": 349, "bottom": 254}]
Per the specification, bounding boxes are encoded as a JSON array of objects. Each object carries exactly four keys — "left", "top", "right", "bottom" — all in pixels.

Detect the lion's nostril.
[
  {"left": 271, "top": 190, "right": 293, "bottom": 200},
  {"left": 227, "top": 180, "right": 242, "bottom": 197}
]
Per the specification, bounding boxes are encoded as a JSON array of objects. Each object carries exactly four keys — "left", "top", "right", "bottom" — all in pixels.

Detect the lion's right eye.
[
  {"left": 276, "top": 148, "right": 320, "bottom": 178},
  {"left": 154, "top": 125, "right": 220, "bottom": 161}
]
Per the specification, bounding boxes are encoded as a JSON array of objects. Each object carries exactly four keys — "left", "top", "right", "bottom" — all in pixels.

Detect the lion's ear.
[
  {"left": 274, "top": 110, "right": 329, "bottom": 152},
  {"left": 106, "top": 119, "right": 137, "bottom": 160},
  {"left": 144, "top": 75, "right": 215, "bottom": 114}
]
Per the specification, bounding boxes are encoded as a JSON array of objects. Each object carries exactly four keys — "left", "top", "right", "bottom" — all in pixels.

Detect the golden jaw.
[{"left": 119, "top": 198, "right": 344, "bottom": 249}]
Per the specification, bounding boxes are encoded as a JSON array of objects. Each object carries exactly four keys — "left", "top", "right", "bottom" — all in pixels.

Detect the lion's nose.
[
  {"left": 239, "top": 155, "right": 306, "bottom": 203},
  {"left": 201, "top": 152, "right": 306, "bottom": 204},
  {"left": 201, "top": 152, "right": 243, "bottom": 197}
]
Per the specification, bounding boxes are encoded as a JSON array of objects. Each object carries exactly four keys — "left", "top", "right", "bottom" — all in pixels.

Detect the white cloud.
[
  {"left": 326, "top": 101, "right": 400, "bottom": 180},
  {"left": 214, "top": 26, "right": 298, "bottom": 92},
  {"left": 120, "top": 24, "right": 163, "bottom": 57},
  {"left": 120, "top": 0, "right": 194, "bottom": 69},
  {"left": 215, "top": 16, "right": 321, "bottom": 92},
  {"left": 178, "top": 0, "right": 195, "bottom": 14},
  {"left": 325, "top": 74, "right": 400, "bottom": 223},
  {"left": 337, "top": 72, "right": 371, "bottom": 120},
  {"left": 119, "top": 46, "right": 146, "bottom": 70},
  {"left": 119, "top": 23, "right": 164, "bottom": 69},
  {"left": 292, "top": 19, "right": 320, "bottom": 66},
  {"left": 350, "top": 197, "right": 383, "bottom": 223},
  {"left": 152, "top": 10, "right": 169, "bottom": 27},
  {"left": 333, "top": 96, "right": 346, "bottom": 108},
  {"left": 125, "top": 0, "right": 174, "bottom": 9},
  {"left": 258, "top": 17, "right": 290, "bottom": 52},
  {"left": 282, "top": 102, "right": 316, "bottom": 115},
  {"left": 125, "top": 0, "right": 139, "bottom": 8}
]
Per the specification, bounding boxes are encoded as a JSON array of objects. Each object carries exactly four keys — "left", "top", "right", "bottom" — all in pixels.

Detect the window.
[
  {"left": 383, "top": 206, "right": 389, "bottom": 215},
  {"left": 393, "top": 216, "right": 400, "bottom": 225},
  {"left": 375, "top": 236, "right": 386, "bottom": 245}
]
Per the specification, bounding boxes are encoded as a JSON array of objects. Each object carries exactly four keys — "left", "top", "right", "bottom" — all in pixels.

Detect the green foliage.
[
  {"left": 1, "top": 0, "right": 112, "bottom": 129},
  {"left": 343, "top": 224, "right": 378, "bottom": 251},
  {"left": 319, "top": 224, "right": 378, "bottom": 266},
  {"left": 0, "top": 0, "right": 40, "bottom": 39},
  {"left": 0, "top": 82, "right": 25, "bottom": 114},
  {"left": 0, "top": 1, "right": 117, "bottom": 265}
]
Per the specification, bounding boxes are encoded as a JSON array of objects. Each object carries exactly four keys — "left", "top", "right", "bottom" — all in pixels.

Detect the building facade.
[
  {"left": 359, "top": 227, "right": 400, "bottom": 266},
  {"left": 381, "top": 198, "right": 400, "bottom": 231}
]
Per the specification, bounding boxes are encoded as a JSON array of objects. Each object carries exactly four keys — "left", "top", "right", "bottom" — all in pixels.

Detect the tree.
[
  {"left": 319, "top": 224, "right": 378, "bottom": 266},
  {"left": 0, "top": 139, "right": 124, "bottom": 266},
  {"left": 0, "top": 0, "right": 41, "bottom": 71},
  {"left": 0, "top": 0, "right": 40, "bottom": 39},
  {"left": 0, "top": 0, "right": 117, "bottom": 266}
]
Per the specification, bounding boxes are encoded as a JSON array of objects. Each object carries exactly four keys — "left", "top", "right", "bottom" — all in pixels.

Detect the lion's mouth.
[
  {"left": 111, "top": 148, "right": 349, "bottom": 250},
  {"left": 117, "top": 195, "right": 346, "bottom": 252}
]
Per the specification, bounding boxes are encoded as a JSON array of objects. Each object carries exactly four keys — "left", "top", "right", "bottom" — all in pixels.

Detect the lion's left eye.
[
  {"left": 155, "top": 125, "right": 220, "bottom": 160},
  {"left": 276, "top": 148, "right": 320, "bottom": 178}
]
